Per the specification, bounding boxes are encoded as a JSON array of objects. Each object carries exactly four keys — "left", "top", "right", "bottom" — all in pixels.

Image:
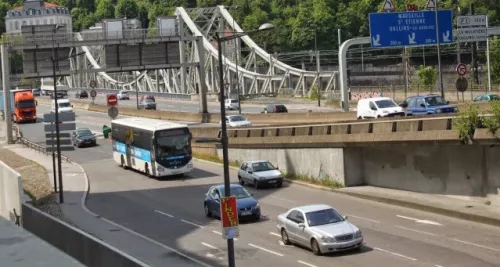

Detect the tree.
[
  {"left": 417, "top": 65, "right": 438, "bottom": 90},
  {"left": 488, "top": 36, "right": 500, "bottom": 84},
  {"left": 94, "top": 0, "right": 115, "bottom": 21},
  {"left": 115, "top": 0, "right": 138, "bottom": 19}
]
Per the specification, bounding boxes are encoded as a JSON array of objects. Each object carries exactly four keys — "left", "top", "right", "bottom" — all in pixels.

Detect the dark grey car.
[
  {"left": 72, "top": 128, "right": 97, "bottom": 148},
  {"left": 139, "top": 99, "right": 157, "bottom": 110}
]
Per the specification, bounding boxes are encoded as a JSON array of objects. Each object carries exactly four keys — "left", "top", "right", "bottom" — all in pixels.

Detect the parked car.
[
  {"left": 356, "top": 97, "right": 404, "bottom": 119},
  {"left": 32, "top": 89, "right": 41, "bottom": 96},
  {"left": 139, "top": 99, "right": 157, "bottom": 110},
  {"left": 263, "top": 104, "right": 288, "bottom": 113},
  {"left": 75, "top": 89, "right": 88, "bottom": 99},
  {"left": 204, "top": 184, "right": 261, "bottom": 221},
  {"left": 140, "top": 95, "right": 156, "bottom": 102},
  {"left": 117, "top": 90, "right": 130, "bottom": 100},
  {"left": 72, "top": 128, "right": 97, "bottom": 148},
  {"left": 277, "top": 204, "right": 363, "bottom": 255},
  {"left": 220, "top": 115, "right": 251, "bottom": 127},
  {"left": 473, "top": 93, "right": 500, "bottom": 102},
  {"left": 238, "top": 160, "right": 283, "bottom": 188},
  {"left": 401, "top": 94, "right": 457, "bottom": 116},
  {"left": 225, "top": 99, "right": 240, "bottom": 110}
]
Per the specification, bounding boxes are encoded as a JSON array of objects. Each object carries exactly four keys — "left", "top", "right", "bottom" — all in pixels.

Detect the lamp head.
[{"left": 258, "top": 23, "right": 275, "bottom": 31}]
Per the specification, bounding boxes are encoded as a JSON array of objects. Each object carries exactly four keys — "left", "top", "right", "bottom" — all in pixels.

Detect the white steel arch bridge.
[{"left": 65, "top": 5, "right": 338, "bottom": 97}]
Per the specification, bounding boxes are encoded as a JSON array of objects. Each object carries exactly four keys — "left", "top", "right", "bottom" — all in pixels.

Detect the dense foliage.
[{"left": 1, "top": 0, "right": 499, "bottom": 53}]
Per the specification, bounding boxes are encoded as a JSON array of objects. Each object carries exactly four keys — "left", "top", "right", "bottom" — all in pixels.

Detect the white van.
[
  {"left": 51, "top": 99, "right": 74, "bottom": 113},
  {"left": 356, "top": 97, "right": 404, "bottom": 119},
  {"left": 225, "top": 99, "right": 240, "bottom": 110}
]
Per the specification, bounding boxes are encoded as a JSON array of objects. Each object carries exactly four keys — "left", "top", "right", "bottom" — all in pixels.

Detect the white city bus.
[{"left": 111, "top": 117, "right": 193, "bottom": 177}]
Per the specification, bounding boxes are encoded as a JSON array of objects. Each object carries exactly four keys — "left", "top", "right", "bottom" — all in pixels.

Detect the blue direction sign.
[{"left": 369, "top": 10, "right": 454, "bottom": 48}]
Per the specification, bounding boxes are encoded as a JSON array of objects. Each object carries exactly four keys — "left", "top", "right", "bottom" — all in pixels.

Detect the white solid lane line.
[
  {"left": 248, "top": 243, "right": 284, "bottom": 257},
  {"left": 270, "top": 196, "right": 296, "bottom": 203},
  {"left": 181, "top": 219, "right": 205, "bottom": 228},
  {"left": 297, "top": 260, "right": 318, "bottom": 267},
  {"left": 396, "top": 215, "right": 420, "bottom": 221},
  {"left": 348, "top": 215, "right": 380, "bottom": 223},
  {"left": 154, "top": 210, "right": 174, "bottom": 218},
  {"left": 374, "top": 247, "right": 417, "bottom": 261},
  {"left": 269, "top": 232, "right": 281, "bottom": 237},
  {"left": 395, "top": 225, "right": 437, "bottom": 236},
  {"left": 201, "top": 242, "right": 218, "bottom": 250},
  {"left": 451, "top": 238, "right": 500, "bottom": 252}
]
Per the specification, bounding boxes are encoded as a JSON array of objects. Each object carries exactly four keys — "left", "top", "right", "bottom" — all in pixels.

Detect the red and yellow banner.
[{"left": 220, "top": 196, "right": 239, "bottom": 239}]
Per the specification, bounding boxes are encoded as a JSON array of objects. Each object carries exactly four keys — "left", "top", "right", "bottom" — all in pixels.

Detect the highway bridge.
[{"left": 13, "top": 102, "right": 500, "bottom": 267}]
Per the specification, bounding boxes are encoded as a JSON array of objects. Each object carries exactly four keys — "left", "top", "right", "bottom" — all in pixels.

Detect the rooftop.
[{"left": 10, "top": 2, "right": 62, "bottom": 11}]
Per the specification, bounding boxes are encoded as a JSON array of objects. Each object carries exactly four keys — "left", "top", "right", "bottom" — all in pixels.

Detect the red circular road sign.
[
  {"left": 456, "top": 63, "right": 467, "bottom": 76},
  {"left": 107, "top": 94, "right": 118, "bottom": 106}
]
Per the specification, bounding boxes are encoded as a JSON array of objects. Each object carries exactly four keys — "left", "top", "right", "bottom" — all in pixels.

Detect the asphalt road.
[
  {"left": 63, "top": 94, "right": 334, "bottom": 114},
  {"left": 17, "top": 109, "right": 500, "bottom": 267}
]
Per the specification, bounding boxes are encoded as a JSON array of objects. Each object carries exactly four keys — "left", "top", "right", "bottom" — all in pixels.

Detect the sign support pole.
[
  {"left": 434, "top": 0, "right": 445, "bottom": 98},
  {"left": 486, "top": 16, "right": 492, "bottom": 92}
]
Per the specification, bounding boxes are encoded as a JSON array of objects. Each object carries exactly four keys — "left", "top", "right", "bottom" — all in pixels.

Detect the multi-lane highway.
[
  {"left": 63, "top": 94, "right": 334, "bottom": 114},
  {"left": 18, "top": 107, "right": 500, "bottom": 267}
]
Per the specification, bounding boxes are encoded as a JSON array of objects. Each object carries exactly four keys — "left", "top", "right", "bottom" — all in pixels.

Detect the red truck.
[{"left": 11, "top": 89, "right": 37, "bottom": 123}]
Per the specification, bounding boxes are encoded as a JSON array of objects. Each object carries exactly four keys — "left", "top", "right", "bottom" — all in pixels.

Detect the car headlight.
[
  {"left": 320, "top": 236, "right": 335, "bottom": 243},
  {"left": 383, "top": 110, "right": 389, "bottom": 113},
  {"left": 435, "top": 109, "right": 442, "bottom": 113},
  {"left": 252, "top": 203, "right": 260, "bottom": 209},
  {"left": 354, "top": 230, "right": 362, "bottom": 238},
  {"left": 454, "top": 107, "right": 458, "bottom": 112}
]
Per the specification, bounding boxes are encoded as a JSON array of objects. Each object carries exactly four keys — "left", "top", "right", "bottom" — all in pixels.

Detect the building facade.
[{"left": 5, "top": 0, "right": 72, "bottom": 34}]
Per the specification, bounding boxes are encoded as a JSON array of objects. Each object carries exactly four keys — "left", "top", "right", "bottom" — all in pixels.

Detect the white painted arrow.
[
  {"left": 443, "top": 31, "right": 451, "bottom": 42},
  {"left": 397, "top": 215, "right": 443, "bottom": 226},
  {"left": 372, "top": 35, "right": 381, "bottom": 46},
  {"left": 408, "top": 33, "right": 417, "bottom": 44}
]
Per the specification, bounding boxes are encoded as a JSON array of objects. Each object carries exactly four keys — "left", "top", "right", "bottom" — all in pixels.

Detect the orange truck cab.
[{"left": 12, "top": 89, "right": 37, "bottom": 123}]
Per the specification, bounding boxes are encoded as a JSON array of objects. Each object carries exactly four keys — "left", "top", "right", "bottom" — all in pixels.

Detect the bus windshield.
[
  {"left": 17, "top": 100, "right": 35, "bottom": 108},
  {"left": 156, "top": 129, "right": 191, "bottom": 159}
]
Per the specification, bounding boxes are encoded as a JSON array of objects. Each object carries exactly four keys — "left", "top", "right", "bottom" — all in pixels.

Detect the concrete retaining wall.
[
  {"left": 221, "top": 145, "right": 500, "bottom": 206},
  {"left": 22, "top": 203, "right": 149, "bottom": 267},
  {"left": 0, "top": 161, "right": 25, "bottom": 223}
]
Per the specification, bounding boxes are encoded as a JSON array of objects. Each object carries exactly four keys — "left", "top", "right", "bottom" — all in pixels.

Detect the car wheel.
[
  {"left": 277, "top": 182, "right": 283, "bottom": 188},
  {"left": 254, "top": 214, "right": 260, "bottom": 221},
  {"left": 281, "top": 228, "right": 291, "bottom": 245},
  {"left": 238, "top": 175, "right": 245, "bottom": 185},
  {"left": 311, "top": 239, "right": 322, "bottom": 256},
  {"left": 204, "top": 203, "right": 212, "bottom": 217},
  {"left": 254, "top": 179, "right": 259, "bottom": 189}
]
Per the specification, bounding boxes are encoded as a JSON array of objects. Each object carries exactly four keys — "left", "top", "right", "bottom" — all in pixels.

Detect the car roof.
[
  {"left": 292, "top": 204, "right": 333, "bottom": 213},
  {"left": 359, "top": 97, "right": 393, "bottom": 102},
  {"left": 76, "top": 127, "right": 90, "bottom": 131},
  {"left": 213, "top": 184, "right": 243, "bottom": 191},
  {"left": 244, "top": 160, "right": 270, "bottom": 164}
]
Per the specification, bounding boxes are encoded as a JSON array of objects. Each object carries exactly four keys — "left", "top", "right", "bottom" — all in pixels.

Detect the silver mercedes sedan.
[{"left": 276, "top": 204, "right": 363, "bottom": 255}]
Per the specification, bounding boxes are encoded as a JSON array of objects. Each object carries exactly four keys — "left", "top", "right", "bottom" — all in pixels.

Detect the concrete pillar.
[
  {"left": 178, "top": 16, "right": 187, "bottom": 94},
  {"left": 1, "top": 45, "right": 13, "bottom": 144},
  {"left": 197, "top": 37, "right": 208, "bottom": 113}
]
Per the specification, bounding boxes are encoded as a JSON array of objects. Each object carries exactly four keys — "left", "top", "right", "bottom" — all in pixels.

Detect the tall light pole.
[
  {"left": 232, "top": 5, "right": 242, "bottom": 114},
  {"left": 434, "top": 0, "right": 445, "bottom": 98},
  {"left": 216, "top": 22, "right": 274, "bottom": 267},
  {"left": 51, "top": 24, "right": 63, "bottom": 202}
]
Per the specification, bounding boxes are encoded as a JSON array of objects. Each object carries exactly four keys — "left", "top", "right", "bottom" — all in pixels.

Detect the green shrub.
[
  {"left": 453, "top": 104, "right": 482, "bottom": 143},
  {"left": 483, "top": 101, "right": 500, "bottom": 134}
]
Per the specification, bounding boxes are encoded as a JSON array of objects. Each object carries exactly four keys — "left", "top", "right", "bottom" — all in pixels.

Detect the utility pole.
[
  {"left": 314, "top": 28, "right": 321, "bottom": 107},
  {"left": 470, "top": 3, "right": 479, "bottom": 84},
  {"left": 434, "top": 0, "right": 445, "bottom": 98}
]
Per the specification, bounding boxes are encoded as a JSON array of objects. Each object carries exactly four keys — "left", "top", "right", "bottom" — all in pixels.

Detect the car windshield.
[
  {"left": 305, "top": 208, "right": 344, "bottom": 227},
  {"left": 17, "top": 100, "right": 35, "bottom": 108},
  {"left": 229, "top": 116, "right": 247, "bottom": 122},
  {"left": 251, "top": 161, "right": 275, "bottom": 172},
  {"left": 80, "top": 90, "right": 87, "bottom": 94},
  {"left": 375, "top": 99, "right": 397, "bottom": 108},
  {"left": 76, "top": 129, "right": 92, "bottom": 136},
  {"left": 425, "top": 96, "right": 447, "bottom": 106},
  {"left": 145, "top": 100, "right": 155, "bottom": 104},
  {"left": 230, "top": 186, "right": 252, "bottom": 199},
  {"left": 58, "top": 102, "right": 71, "bottom": 108},
  {"left": 231, "top": 100, "right": 239, "bottom": 103},
  {"left": 156, "top": 130, "right": 191, "bottom": 158}
]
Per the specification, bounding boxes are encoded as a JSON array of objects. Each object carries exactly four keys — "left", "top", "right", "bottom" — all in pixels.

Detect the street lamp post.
[
  {"left": 231, "top": 6, "right": 242, "bottom": 114},
  {"left": 215, "top": 22, "right": 274, "bottom": 267},
  {"left": 434, "top": 0, "right": 445, "bottom": 98}
]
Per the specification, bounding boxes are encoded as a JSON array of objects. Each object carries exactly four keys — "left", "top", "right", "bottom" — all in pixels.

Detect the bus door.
[
  {"left": 125, "top": 128, "right": 134, "bottom": 167},
  {"left": 150, "top": 137, "right": 156, "bottom": 175}
]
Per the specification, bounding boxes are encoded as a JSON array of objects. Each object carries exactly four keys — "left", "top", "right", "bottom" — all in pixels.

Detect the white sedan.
[
  {"left": 220, "top": 115, "right": 252, "bottom": 127},
  {"left": 277, "top": 204, "right": 363, "bottom": 255}
]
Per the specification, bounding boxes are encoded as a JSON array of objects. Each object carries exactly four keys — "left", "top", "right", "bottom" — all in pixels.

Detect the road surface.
[{"left": 17, "top": 108, "right": 500, "bottom": 267}]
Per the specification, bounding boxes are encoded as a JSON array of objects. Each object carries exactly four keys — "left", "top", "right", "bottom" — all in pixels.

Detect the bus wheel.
[
  {"left": 145, "top": 164, "right": 152, "bottom": 178},
  {"left": 120, "top": 155, "right": 127, "bottom": 169}
]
